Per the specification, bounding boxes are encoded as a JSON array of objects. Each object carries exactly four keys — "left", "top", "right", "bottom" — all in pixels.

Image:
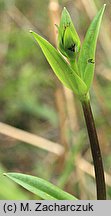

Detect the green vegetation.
[{"left": 0, "top": 0, "right": 111, "bottom": 200}]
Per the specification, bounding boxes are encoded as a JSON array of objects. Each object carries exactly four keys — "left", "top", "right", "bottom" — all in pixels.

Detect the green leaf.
[
  {"left": 78, "top": 4, "right": 106, "bottom": 90},
  {"left": 4, "top": 173, "right": 77, "bottom": 200},
  {"left": 30, "top": 31, "right": 87, "bottom": 97}
]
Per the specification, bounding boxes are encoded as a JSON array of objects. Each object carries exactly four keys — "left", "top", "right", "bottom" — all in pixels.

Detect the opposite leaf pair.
[{"left": 30, "top": 4, "right": 106, "bottom": 102}]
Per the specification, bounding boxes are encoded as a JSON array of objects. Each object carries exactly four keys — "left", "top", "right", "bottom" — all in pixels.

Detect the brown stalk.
[{"left": 82, "top": 99, "right": 106, "bottom": 200}]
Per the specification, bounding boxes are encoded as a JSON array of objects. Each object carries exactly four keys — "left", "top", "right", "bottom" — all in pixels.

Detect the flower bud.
[{"left": 58, "top": 7, "right": 80, "bottom": 60}]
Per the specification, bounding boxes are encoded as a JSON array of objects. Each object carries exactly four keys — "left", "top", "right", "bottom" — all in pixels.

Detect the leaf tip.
[
  {"left": 55, "top": 24, "right": 59, "bottom": 30},
  {"left": 103, "top": 4, "right": 106, "bottom": 11},
  {"left": 62, "top": 7, "right": 69, "bottom": 15},
  {"left": 29, "top": 31, "right": 39, "bottom": 41},
  {"left": 29, "top": 30, "right": 33, "bottom": 33}
]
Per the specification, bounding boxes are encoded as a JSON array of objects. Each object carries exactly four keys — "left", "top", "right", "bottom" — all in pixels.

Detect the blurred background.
[{"left": 0, "top": 0, "right": 111, "bottom": 199}]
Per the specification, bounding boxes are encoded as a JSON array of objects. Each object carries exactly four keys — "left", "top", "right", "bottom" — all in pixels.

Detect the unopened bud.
[{"left": 58, "top": 7, "right": 80, "bottom": 60}]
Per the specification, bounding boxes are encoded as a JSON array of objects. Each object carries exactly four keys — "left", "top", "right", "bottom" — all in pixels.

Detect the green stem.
[{"left": 81, "top": 99, "right": 106, "bottom": 200}]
